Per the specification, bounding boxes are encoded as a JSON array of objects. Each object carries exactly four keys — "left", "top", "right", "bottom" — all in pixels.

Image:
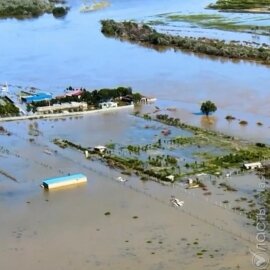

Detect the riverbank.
[
  {"left": 0, "top": 104, "right": 134, "bottom": 122},
  {"left": 101, "top": 20, "right": 270, "bottom": 66}
]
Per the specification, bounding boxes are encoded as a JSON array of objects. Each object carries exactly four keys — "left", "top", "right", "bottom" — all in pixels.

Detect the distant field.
[
  {"left": 209, "top": 0, "right": 270, "bottom": 12},
  {"left": 163, "top": 13, "right": 270, "bottom": 35}
]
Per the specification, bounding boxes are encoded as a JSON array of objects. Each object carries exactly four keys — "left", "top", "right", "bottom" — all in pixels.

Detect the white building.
[
  {"left": 36, "top": 102, "right": 87, "bottom": 114},
  {"left": 94, "top": 145, "right": 107, "bottom": 153},
  {"left": 99, "top": 101, "right": 118, "bottom": 109}
]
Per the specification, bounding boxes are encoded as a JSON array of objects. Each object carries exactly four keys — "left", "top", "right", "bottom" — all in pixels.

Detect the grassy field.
[
  {"left": 209, "top": 0, "right": 270, "bottom": 12},
  {"left": 164, "top": 13, "right": 270, "bottom": 35}
]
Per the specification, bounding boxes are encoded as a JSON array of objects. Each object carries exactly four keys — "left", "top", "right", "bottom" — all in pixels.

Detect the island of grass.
[
  {"left": 80, "top": 0, "right": 110, "bottom": 13},
  {"left": 208, "top": 0, "right": 270, "bottom": 13},
  {"left": 0, "top": 0, "right": 69, "bottom": 19},
  {"left": 101, "top": 20, "right": 270, "bottom": 65},
  {"left": 160, "top": 13, "right": 270, "bottom": 36}
]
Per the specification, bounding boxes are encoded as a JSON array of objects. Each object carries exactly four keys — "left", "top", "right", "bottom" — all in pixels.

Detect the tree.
[
  {"left": 200, "top": 100, "right": 217, "bottom": 116},
  {"left": 26, "top": 103, "right": 32, "bottom": 113}
]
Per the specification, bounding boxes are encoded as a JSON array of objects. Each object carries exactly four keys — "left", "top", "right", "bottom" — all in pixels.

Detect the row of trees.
[
  {"left": 101, "top": 20, "right": 270, "bottom": 65},
  {"left": 0, "top": 101, "right": 20, "bottom": 116}
]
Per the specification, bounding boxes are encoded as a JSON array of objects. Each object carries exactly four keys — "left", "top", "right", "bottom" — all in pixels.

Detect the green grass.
[
  {"left": 165, "top": 13, "right": 270, "bottom": 34},
  {"left": 209, "top": 0, "right": 270, "bottom": 11}
]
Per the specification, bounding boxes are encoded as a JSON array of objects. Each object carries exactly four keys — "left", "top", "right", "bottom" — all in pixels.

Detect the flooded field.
[{"left": 0, "top": 110, "right": 264, "bottom": 269}]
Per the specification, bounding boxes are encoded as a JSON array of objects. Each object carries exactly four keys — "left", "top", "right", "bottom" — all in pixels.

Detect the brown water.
[{"left": 0, "top": 116, "right": 257, "bottom": 270}]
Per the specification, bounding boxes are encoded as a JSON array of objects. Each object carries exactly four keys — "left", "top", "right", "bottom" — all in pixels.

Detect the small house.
[
  {"left": 94, "top": 145, "right": 107, "bottom": 153},
  {"left": 243, "top": 162, "right": 262, "bottom": 170}
]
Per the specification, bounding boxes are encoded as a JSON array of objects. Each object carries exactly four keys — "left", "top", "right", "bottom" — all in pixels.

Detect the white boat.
[
  {"left": 44, "top": 149, "right": 53, "bottom": 155},
  {"left": 116, "top": 176, "right": 127, "bottom": 183}
]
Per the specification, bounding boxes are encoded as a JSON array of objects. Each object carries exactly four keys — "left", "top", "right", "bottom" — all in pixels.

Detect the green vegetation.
[
  {"left": 164, "top": 13, "right": 270, "bottom": 35},
  {"left": 0, "top": 0, "right": 67, "bottom": 19},
  {"left": 239, "top": 120, "right": 248, "bottom": 125},
  {"left": 0, "top": 98, "right": 19, "bottom": 116},
  {"left": 101, "top": 20, "right": 270, "bottom": 65},
  {"left": 225, "top": 115, "right": 236, "bottom": 120},
  {"left": 219, "top": 182, "right": 237, "bottom": 191},
  {"left": 257, "top": 164, "right": 270, "bottom": 178},
  {"left": 54, "top": 112, "right": 270, "bottom": 185},
  {"left": 52, "top": 6, "right": 68, "bottom": 17},
  {"left": 200, "top": 100, "right": 217, "bottom": 116},
  {"left": 246, "top": 189, "right": 270, "bottom": 231},
  {"left": 208, "top": 0, "right": 270, "bottom": 12}
]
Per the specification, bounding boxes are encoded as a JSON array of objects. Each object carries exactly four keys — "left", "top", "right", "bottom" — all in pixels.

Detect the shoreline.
[{"left": 0, "top": 104, "right": 134, "bottom": 122}]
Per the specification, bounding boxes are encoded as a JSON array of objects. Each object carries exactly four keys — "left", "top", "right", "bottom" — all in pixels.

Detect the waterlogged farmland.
[{"left": 51, "top": 110, "right": 270, "bottom": 183}]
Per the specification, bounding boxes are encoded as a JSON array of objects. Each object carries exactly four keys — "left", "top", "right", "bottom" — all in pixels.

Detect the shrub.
[{"left": 239, "top": 120, "right": 248, "bottom": 125}]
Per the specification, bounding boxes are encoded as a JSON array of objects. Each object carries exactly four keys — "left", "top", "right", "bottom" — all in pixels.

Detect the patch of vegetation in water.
[
  {"left": 164, "top": 13, "right": 270, "bottom": 35},
  {"left": 54, "top": 112, "right": 270, "bottom": 187},
  {"left": 0, "top": 0, "right": 68, "bottom": 19},
  {"left": 208, "top": 0, "right": 270, "bottom": 13}
]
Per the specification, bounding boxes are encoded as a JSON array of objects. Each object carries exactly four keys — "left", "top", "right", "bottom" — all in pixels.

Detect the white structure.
[
  {"left": 99, "top": 101, "right": 117, "bottom": 109},
  {"left": 166, "top": 175, "right": 175, "bottom": 182},
  {"left": 1, "top": 82, "right": 8, "bottom": 95},
  {"left": 140, "top": 96, "right": 157, "bottom": 103},
  {"left": 42, "top": 173, "right": 87, "bottom": 190},
  {"left": 243, "top": 162, "right": 262, "bottom": 170},
  {"left": 36, "top": 102, "right": 87, "bottom": 114},
  {"left": 116, "top": 176, "right": 127, "bottom": 183},
  {"left": 94, "top": 145, "right": 107, "bottom": 153}
]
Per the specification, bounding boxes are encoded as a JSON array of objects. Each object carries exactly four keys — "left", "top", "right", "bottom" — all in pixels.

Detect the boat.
[
  {"left": 116, "top": 176, "right": 127, "bottom": 183},
  {"left": 161, "top": 129, "right": 171, "bottom": 136},
  {"left": 44, "top": 149, "right": 53, "bottom": 155}
]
